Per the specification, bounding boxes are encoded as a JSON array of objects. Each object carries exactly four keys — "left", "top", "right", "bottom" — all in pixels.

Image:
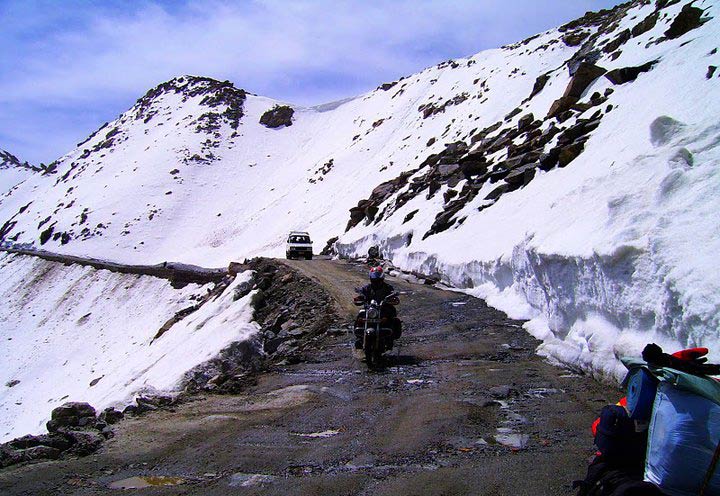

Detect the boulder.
[
  {"left": 558, "top": 141, "right": 586, "bottom": 167},
  {"left": 603, "top": 29, "right": 631, "bottom": 54},
  {"left": 631, "top": 11, "right": 659, "bottom": 37},
  {"left": 437, "top": 163, "right": 460, "bottom": 177},
  {"left": 98, "top": 407, "right": 125, "bottom": 425},
  {"left": 47, "top": 402, "right": 96, "bottom": 432},
  {"left": 8, "top": 433, "right": 72, "bottom": 452},
  {"left": 528, "top": 73, "right": 551, "bottom": 99},
  {"left": 564, "top": 62, "right": 607, "bottom": 99},
  {"left": 65, "top": 430, "right": 104, "bottom": 455},
  {"left": 517, "top": 113, "right": 535, "bottom": 131},
  {"left": 504, "top": 164, "right": 537, "bottom": 187},
  {"left": 17, "top": 446, "right": 61, "bottom": 461},
  {"left": 665, "top": 4, "right": 705, "bottom": 39},
  {"left": 484, "top": 184, "right": 509, "bottom": 201},
  {"left": 259, "top": 105, "right": 294, "bottom": 128},
  {"left": 538, "top": 148, "right": 561, "bottom": 171},
  {"left": 605, "top": 60, "right": 658, "bottom": 85}
]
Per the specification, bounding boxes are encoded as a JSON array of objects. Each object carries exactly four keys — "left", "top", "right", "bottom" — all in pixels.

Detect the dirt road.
[{"left": 0, "top": 259, "right": 618, "bottom": 495}]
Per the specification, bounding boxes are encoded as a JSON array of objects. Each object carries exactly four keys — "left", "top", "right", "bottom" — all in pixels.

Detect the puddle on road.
[{"left": 109, "top": 476, "right": 185, "bottom": 489}]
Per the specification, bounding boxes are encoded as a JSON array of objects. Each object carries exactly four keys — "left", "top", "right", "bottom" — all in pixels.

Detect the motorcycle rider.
[{"left": 353, "top": 266, "right": 402, "bottom": 349}]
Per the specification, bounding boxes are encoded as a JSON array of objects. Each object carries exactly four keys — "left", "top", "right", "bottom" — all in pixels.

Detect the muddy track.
[{"left": 0, "top": 258, "right": 618, "bottom": 495}]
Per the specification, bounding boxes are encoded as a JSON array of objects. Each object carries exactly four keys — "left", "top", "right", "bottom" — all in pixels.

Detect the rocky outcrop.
[
  {"left": 183, "top": 258, "right": 336, "bottom": 393},
  {"left": 260, "top": 105, "right": 294, "bottom": 128},
  {"left": 0, "top": 402, "right": 121, "bottom": 468},
  {"left": 665, "top": 4, "right": 706, "bottom": 39},
  {"left": 605, "top": 60, "right": 658, "bottom": 85},
  {"left": 547, "top": 63, "right": 607, "bottom": 118}
]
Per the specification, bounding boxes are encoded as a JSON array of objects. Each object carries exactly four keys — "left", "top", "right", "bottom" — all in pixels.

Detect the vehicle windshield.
[{"left": 289, "top": 235, "right": 311, "bottom": 243}]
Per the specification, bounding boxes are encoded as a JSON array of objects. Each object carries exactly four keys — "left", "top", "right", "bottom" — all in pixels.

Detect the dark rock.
[
  {"left": 436, "top": 163, "right": 460, "bottom": 177},
  {"left": 489, "top": 385, "right": 516, "bottom": 399},
  {"left": 562, "top": 30, "right": 589, "bottom": 47},
  {"left": 98, "top": 407, "right": 124, "bottom": 425},
  {"left": 39, "top": 226, "right": 54, "bottom": 245},
  {"left": 539, "top": 149, "right": 561, "bottom": 171},
  {"left": 504, "top": 164, "right": 537, "bottom": 187},
  {"left": 546, "top": 97, "right": 575, "bottom": 120},
  {"left": 379, "top": 81, "right": 397, "bottom": 91},
  {"left": 707, "top": 66, "right": 717, "bottom": 79},
  {"left": 64, "top": 430, "right": 103, "bottom": 455},
  {"left": 5, "top": 379, "right": 20, "bottom": 388},
  {"left": 631, "top": 11, "right": 659, "bottom": 37},
  {"left": 484, "top": 184, "right": 509, "bottom": 201},
  {"left": 17, "top": 446, "right": 62, "bottom": 462},
  {"left": 564, "top": 62, "right": 607, "bottom": 99},
  {"left": 517, "top": 113, "right": 535, "bottom": 131},
  {"left": 8, "top": 433, "right": 71, "bottom": 452},
  {"left": 504, "top": 107, "right": 522, "bottom": 121},
  {"left": 603, "top": 29, "right": 631, "bottom": 53},
  {"left": 665, "top": 4, "right": 705, "bottom": 39},
  {"left": 557, "top": 118, "right": 601, "bottom": 145},
  {"left": 605, "top": 60, "right": 659, "bottom": 85},
  {"left": 558, "top": 141, "right": 586, "bottom": 167},
  {"left": 47, "top": 402, "right": 96, "bottom": 431},
  {"left": 528, "top": 73, "right": 551, "bottom": 100},
  {"left": 426, "top": 137, "right": 436, "bottom": 146},
  {"left": 123, "top": 404, "right": 139, "bottom": 416},
  {"left": 459, "top": 160, "right": 487, "bottom": 179},
  {"left": 403, "top": 210, "right": 419, "bottom": 224},
  {"left": 259, "top": 105, "right": 294, "bottom": 128},
  {"left": 567, "top": 43, "right": 602, "bottom": 76}
]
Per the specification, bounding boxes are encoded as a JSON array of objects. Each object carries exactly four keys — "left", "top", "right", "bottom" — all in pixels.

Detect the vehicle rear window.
[{"left": 289, "top": 235, "right": 311, "bottom": 243}]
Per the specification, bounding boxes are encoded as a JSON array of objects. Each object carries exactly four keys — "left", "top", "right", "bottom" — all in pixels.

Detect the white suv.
[{"left": 286, "top": 231, "right": 313, "bottom": 260}]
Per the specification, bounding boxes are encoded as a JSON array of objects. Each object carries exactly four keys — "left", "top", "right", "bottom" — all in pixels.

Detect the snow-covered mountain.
[
  {"left": 0, "top": 149, "right": 38, "bottom": 196},
  {"left": 1, "top": 0, "right": 718, "bottom": 382}
]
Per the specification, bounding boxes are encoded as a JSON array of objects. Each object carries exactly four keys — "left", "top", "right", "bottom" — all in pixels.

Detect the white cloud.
[{"left": 0, "top": 0, "right": 625, "bottom": 163}]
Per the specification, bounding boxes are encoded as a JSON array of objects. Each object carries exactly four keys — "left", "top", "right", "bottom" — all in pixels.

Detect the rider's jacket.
[{"left": 360, "top": 280, "right": 395, "bottom": 303}]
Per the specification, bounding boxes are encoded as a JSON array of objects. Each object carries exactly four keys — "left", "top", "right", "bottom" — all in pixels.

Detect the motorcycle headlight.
[{"left": 367, "top": 308, "right": 379, "bottom": 319}]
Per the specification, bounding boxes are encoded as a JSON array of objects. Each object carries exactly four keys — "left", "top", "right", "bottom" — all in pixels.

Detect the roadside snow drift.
[{"left": 0, "top": 253, "right": 258, "bottom": 443}]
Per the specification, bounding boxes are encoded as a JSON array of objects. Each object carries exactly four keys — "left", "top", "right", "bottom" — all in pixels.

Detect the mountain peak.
[{"left": 0, "top": 149, "right": 37, "bottom": 172}]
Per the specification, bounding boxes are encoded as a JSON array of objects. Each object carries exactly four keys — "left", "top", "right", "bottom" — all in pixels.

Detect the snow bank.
[
  {"left": 338, "top": 104, "right": 720, "bottom": 382},
  {"left": 0, "top": 253, "right": 258, "bottom": 442}
]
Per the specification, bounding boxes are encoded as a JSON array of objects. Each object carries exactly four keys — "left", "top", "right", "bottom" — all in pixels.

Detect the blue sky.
[{"left": 1, "top": 0, "right": 626, "bottom": 165}]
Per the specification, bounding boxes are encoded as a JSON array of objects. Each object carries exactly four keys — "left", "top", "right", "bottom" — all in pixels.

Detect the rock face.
[{"left": 259, "top": 105, "right": 294, "bottom": 128}]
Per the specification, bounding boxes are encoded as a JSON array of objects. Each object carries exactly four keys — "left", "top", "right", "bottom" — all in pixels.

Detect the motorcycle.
[{"left": 353, "top": 290, "right": 400, "bottom": 368}]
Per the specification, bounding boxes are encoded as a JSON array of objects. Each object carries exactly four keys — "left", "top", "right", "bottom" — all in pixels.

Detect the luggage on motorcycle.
[
  {"left": 594, "top": 405, "right": 647, "bottom": 469},
  {"left": 644, "top": 382, "right": 720, "bottom": 496},
  {"left": 624, "top": 368, "right": 658, "bottom": 421},
  {"left": 622, "top": 357, "right": 720, "bottom": 496}
]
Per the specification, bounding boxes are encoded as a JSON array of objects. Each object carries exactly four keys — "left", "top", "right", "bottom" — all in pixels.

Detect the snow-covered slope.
[
  {"left": 1, "top": 0, "right": 718, "bottom": 380},
  {"left": 0, "top": 149, "right": 38, "bottom": 196},
  {"left": 0, "top": 252, "right": 257, "bottom": 442}
]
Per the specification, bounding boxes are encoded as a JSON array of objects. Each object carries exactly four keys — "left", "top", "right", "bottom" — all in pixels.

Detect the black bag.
[
  {"left": 575, "top": 458, "right": 664, "bottom": 496},
  {"left": 595, "top": 405, "right": 647, "bottom": 469}
]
